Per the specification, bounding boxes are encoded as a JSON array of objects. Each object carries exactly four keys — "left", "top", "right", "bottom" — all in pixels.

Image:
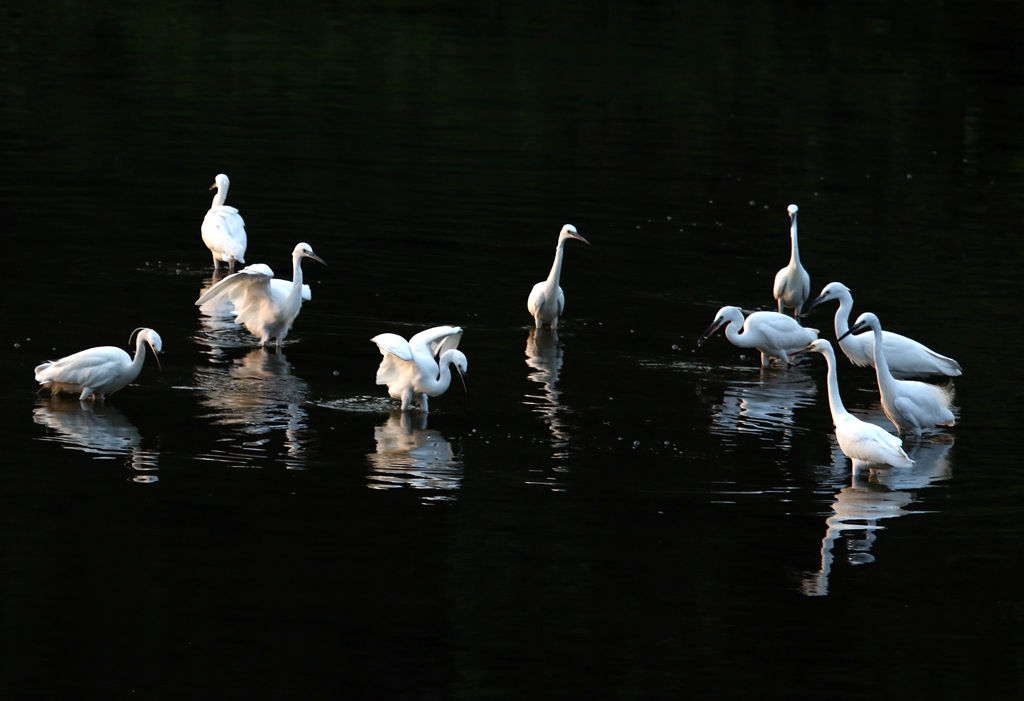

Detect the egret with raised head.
[
  {"left": 772, "top": 204, "right": 810, "bottom": 317},
  {"left": 34, "top": 328, "right": 163, "bottom": 401},
  {"left": 798, "top": 339, "right": 913, "bottom": 469},
  {"left": 805, "top": 281, "right": 962, "bottom": 378},
  {"left": 201, "top": 173, "right": 248, "bottom": 272},
  {"left": 698, "top": 305, "right": 819, "bottom": 367},
  {"left": 195, "top": 242, "right": 325, "bottom": 348},
  {"left": 840, "top": 312, "right": 956, "bottom": 435},
  {"left": 372, "top": 325, "right": 468, "bottom": 412},
  {"left": 528, "top": 224, "right": 589, "bottom": 329}
]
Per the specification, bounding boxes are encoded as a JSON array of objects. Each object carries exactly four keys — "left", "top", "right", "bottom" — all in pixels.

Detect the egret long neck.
[
  {"left": 833, "top": 292, "right": 853, "bottom": 340},
  {"left": 287, "top": 255, "right": 305, "bottom": 304},
  {"left": 789, "top": 215, "right": 801, "bottom": 265},
  {"left": 130, "top": 336, "right": 148, "bottom": 376},
  {"left": 821, "top": 348, "right": 850, "bottom": 424},
  {"left": 723, "top": 318, "right": 756, "bottom": 348},
  {"left": 211, "top": 186, "right": 227, "bottom": 208},
  {"left": 868, "top": 323, "right": 897, "bottom": 391},
  {"left": 545, "top": 240, "right": 568, "bottom": 288}
]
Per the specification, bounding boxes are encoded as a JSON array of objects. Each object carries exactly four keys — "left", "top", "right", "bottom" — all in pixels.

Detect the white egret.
[
  {"left": 195, "top": 242, "right": 325, "bottom": 348},
  {"left": 371, "top": 325, "right": 468, "bottom": 412},
  {"left": 805, "top": 281, "right": 962, "bottom": 378},
  {"left": 201, "top": 173, "right": 248, "bottom": 272},
  {"left": 527, "top": 224, "right": 590, "bottom": 329},
  {"left": 697, "top": 305, "right": 819, "bottom": 367},
  {"left": 798, "top": 339, "right": 913, "bottom": 469},
  {"left": 772, "top": 204, "right": 810, "bottom": 317},
  {"left": 841, "top": 312, "right": 956, "bottom": 435},
  {"left": 34, "top": 328, "right": 163, "bottom": 401}
]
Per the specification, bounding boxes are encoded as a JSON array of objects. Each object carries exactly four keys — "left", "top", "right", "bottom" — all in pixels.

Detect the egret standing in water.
[
  {"left": 805, "top": 281, "right": 962, "bottom": 378},
  {"left": 201, "top": 173, "right": 248, "bottom": 272},
  {"left": 840, "top": 312, "right": 956, "bottom": 435},
  {"left": 371, "top": 325, "right": 468, "bottom": 412},
  {"left": 528, "top": 224, "right": 590, "bottom": 329},
  {"left": 773, "top": 204, "right": 810, "bottom": 317},
  {"left": 798, "top": 339, "right": 913, "bottom": 469},
  {"left": 698, "top": 305, "right": 819, "bottom": 367},
  {"left": 34, "top": 328, "right": 163, "bottom": 401},
  {"left": 195, "top": 242, "right": 325, "bottom": 348}
]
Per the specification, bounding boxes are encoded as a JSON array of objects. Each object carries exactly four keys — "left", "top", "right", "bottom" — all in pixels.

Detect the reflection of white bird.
[
  {"left": 371, "top": 325, "right": 467, "bottom": 412},
  {"left": 201, "top": 173, "right": 248, "bottom": 272},
  {"left": 35, "top": 328, "right": 163, "bottom": 401},
  {"left": 841, "top": 313, "right": 956, "bottom": 435},
  {"left": 805, "top": 281, "right": 962, "bottom": 378},
  {"left": 801, "top": 339, "right": 912, "bottom": 468},
  {"left": 698, "top": 305, "right": 818, "bottom": 367},
  {"left": 528, "top": 224, "right": 589, "bottom": 329},
  {"left": 368, "top": 411, "right": 462, "bottom": 497},
  {"left": 773, "top": 204, "right": 810, "bottom": 317},
  {"left": 195, "top": 242, "right": 325, "bottom": 348}
]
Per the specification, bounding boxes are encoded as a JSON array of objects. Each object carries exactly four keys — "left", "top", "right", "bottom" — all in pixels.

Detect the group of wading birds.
[{"left": 34, "top": 175, "right": 960, "bottom": 469}]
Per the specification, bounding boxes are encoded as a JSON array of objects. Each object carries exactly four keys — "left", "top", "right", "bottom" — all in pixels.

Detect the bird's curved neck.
[
  {"left": 821, "top": 349, "right": 850, "bottom": 424},
  {"left": 287, "top": 255, "right": 305, "bottom": 301},
  {"left": 789, "top": 216, "right": 802, "bottom": 265},
  {"left": 131, "top": 337, "right": 148, "bottom": 374},
  {"left": 425, "top": 350, "right": 459, "bottom": 393},
  {"left": 723, "top": 318, "right": 755, "bottom": 348},
  {"left": 868, "top": 324, "right": 896, "bottom": 389},
  {"left": 832, "top": 293, "right": 854, "bottom": 340},
  {"left": 545, "top": 239, "right": 568, "bottom": 288},
  {"left": 212, "top": 187, "right": 227, "bottom": 208}
]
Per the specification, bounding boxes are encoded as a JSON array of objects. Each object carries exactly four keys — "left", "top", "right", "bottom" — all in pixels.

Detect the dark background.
[{"left": 2, "top": 2, "right": 1022, "bottom": 698}]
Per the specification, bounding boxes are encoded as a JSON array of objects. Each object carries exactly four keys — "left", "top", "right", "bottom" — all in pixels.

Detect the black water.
[{"left": 2, "top": 2, "right": 1023, "bottom": 698}]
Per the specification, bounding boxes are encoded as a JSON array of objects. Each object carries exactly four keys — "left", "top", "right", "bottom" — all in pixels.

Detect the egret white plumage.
[
  {"left": 201, "top": 173, "right": 248, "bottom": 272},
  {"left": 805, "top": 281, "right": 962, "bottom": 378},
  {"left": 527, "top": 224, "right": 589, "bottom": 329},
  {"left": 34, "top": 328, "right": 163, "bottom": 401},
  {"left": 195, "top": 242, "right": 325, "bottom": 348},
  {"left": 799, "top": 339, "right": 913, "bottom": 469},
  {"left": 371, "top": 325, "right": 467, "bottom": 412},
  {"left": 697, "top": 305, "right": 819, "bottom": 367},
  {"left": 840, "top": 312, "right": 956, "bottom": 435},
  {"left": 772, "top": 204, "right": 810, "bottom": 317}
]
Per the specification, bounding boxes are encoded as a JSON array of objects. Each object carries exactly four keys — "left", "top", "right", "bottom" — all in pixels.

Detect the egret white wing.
[
  {"left": 35, "top": 347, "right": 127, "bottom": 387},
  {"left": 371, "top": 333, "right": 415, "bottom": 386},
  {"left": 409, "top": 325, "right": 463, "bottom": 358}
]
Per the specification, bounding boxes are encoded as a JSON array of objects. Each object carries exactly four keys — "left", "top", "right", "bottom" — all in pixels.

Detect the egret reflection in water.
[
  {"left": 524, "top": 327, "right": 573, "bottom": 462},
  {"left": 32, "top": 397, "right": 159, "bottom": 482},
  {"left": 192, "top": 347, "right": 310, "bottom": 468},
  {"left": 708, "top": 367, "right": 818, "bottom": 448},
  {"left": 367, "top": 410, "right": 462, "bottom": 500},
  {"left": 801, "top": 435, "right": 954, "bottom": 597}
]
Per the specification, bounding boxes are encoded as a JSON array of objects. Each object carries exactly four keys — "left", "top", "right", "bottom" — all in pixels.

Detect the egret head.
[
  {"left": 841, "top": 312, "right": 880, "bottom": 341},
  {"left": 130, "top": 328, "right": 163, "bottom": 369},
  {"left": 787, "top": 203, "right": 799, "bottom": 217},
  {"left": 293, "top": 242, "right": 327, "bottom": 266},
  {"left": 559, "top": 224, "right": 590, "bottom": 245},
  {"left": 697, "top": 306, "right": 743, "bottom": 346},
  {"left": 804, "top": 281, "right": 850, "bottom": 314},
  {"left": 794, "top": 338, "right": 831, "bottom": 357},
  {"left": 450, "top": 350, "right": 469, "bottom": 395},
  {"left": 211, "top": 173, "right": 230, "bottom": 192}
]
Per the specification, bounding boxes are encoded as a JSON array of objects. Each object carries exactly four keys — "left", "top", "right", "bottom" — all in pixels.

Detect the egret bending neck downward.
[{"left": 211, "top": 174, "right": 230, "bottom": 208}]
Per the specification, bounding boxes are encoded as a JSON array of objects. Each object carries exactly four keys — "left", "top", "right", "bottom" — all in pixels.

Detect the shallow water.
[{"left": 2, "top": 2, "right": 1023, "bottom": 698}]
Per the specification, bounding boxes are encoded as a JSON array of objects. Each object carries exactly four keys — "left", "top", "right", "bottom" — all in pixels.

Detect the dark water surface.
[{"left": 2, "top": 2, "right": 1023, "bottom": 698}]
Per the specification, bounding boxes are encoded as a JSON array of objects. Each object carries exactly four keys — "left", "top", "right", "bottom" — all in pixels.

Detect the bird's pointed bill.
[{"left": 697, "top": 318, "right": 725, "bottom": 346}]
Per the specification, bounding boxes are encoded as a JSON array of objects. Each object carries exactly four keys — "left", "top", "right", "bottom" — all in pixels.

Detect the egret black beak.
[
  {"left": 150, "top": 345, "right": 162, "bottom": 371},
  {"left": 307, "top": 252, "right": 327, "bottom": 266},
  {"left": 696, "top": 318, "right": 725, "bottom": 347},
  {"left": 837, "top": 322, "right": 867, "bottom": 342},
  {"left": 803, "top": 293, "right": 827, "bottom": 314},
  {"left": 573, "top": 232, "right": 591, "bottom": 245},
  {"left": 455, "top": 365, "right": 468, "bottom": 400}
]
